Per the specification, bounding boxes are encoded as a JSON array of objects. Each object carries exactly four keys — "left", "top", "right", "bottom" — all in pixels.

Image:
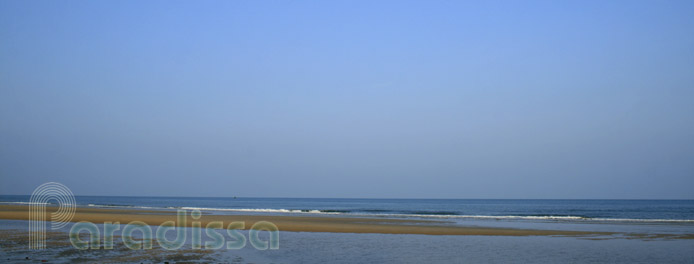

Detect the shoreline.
[{"left": 1, "top": 205, "right": 692, "bottom": 239}]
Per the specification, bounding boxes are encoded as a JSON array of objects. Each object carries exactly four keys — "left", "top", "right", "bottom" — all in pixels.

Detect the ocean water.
[{"left": 2, "top": 195, "right": 693, "bottom": 223}]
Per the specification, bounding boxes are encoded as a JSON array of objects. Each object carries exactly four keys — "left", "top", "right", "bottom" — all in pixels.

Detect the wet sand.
[{"left": 0, "top": 204, "right": 612, "bottom": 237}]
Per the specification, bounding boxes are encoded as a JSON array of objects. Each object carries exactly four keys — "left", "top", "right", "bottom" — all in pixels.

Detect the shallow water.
[
  {"left": 258, "top": 231, "right": 694, "bottom": 263},
  {"left": 1, "top": 219, "right": 693, "bottom": 263}
]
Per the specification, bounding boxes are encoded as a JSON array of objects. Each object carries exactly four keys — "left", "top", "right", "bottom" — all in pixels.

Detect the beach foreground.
[
  {"left": 1, "top": 205, "right": 590, "bottom": 236},
  {"left": 1, "top": 205, "right": 691, "bottom": 239},
  {"left": 2, "top": 205, "right": 694, "bottom": 263}
]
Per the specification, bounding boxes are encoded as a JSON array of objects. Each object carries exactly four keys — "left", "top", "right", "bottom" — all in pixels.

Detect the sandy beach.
[
  {"left": 0, "top": 205, "right": 610, "bottom": 237},
  {"left": 2, "top": 204, "right": 694, "bottom": 263}
]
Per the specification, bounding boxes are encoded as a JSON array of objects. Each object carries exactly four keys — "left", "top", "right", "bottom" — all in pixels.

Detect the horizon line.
[{"left": 1, "top": 194, "right": 693, "bottom": 200}]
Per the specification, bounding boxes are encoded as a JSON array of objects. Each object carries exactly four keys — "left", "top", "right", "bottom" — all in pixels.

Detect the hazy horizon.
[
  {"left": 1, "top": 0, "right": 693, "bottom": 199},
  {"left": 2, "top": 194, "right": 694, "bottom": 200}
]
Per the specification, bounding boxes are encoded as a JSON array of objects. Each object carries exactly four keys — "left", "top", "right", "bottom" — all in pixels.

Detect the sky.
[{"left": 1, "top": 0, "right": 693, "bottom": 199}]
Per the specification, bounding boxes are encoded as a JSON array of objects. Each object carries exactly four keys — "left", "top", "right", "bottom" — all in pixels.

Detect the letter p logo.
[{"left": 29, "top": 182, "right": 76, "bottom": 249}]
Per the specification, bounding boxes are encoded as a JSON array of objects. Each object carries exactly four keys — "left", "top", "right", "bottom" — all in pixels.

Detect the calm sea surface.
[{"left": 2, "top": 195, "right": 693, "bottom": 222}]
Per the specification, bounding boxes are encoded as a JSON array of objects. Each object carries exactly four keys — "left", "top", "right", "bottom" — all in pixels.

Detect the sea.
[
  {"left": 2, "top": 195, "right": 693, "bottom": 223},
  {"left": 1, "top": 196, "right": 693, "bottom": 263}
]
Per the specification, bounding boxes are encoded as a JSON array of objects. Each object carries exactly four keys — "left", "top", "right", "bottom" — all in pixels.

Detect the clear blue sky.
[{"left": 1, "top": 0, "right": 692, "bottom": 198}]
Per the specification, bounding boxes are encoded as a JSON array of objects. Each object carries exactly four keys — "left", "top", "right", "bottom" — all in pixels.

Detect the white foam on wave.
[
  {"left": 86, "top": 203, "right": 157, "bottom": 210},
  {"left": 176, "top": 207, "right": 332, "bottom": 214},
  {"left": 364, "top": 213, "right": 694, "bottom": 223},
  {"left": 175, "top": 208, "right": 694, "bottom": 223},
  {"left": 73, "top": 204, "right": 694, "bottom": 224},
  {"left": 0, "top": 201, "right": 51, "bottom": 205}
]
